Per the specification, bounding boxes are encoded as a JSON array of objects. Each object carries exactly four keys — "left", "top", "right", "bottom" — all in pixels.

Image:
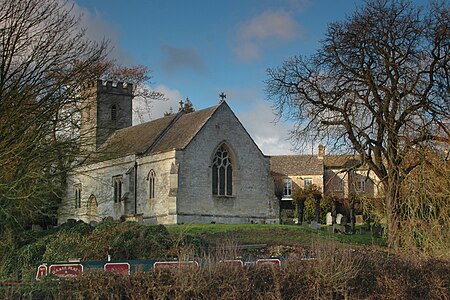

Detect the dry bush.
[
  {"left": 398, "top": 155, "right": 450, "bottom": 257},
  {"left": 4, "top": 244, "right": 449, "bottom": 299},
  {"left": 352, "top": 250, "right": 450, "bottom": 300},
  {"left": 213, "top": 238, "right": 242, "bottom": 262},
  {"left": 308, "top": 241, "right": 362, "bottom": 299}
]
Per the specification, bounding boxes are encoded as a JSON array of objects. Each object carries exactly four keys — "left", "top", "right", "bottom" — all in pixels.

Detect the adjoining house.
[
  {"left": 58, "top": 80, "right": 279, "bottom": 225},
  {"left": 270, "top": 146, "right": 381, "bottom": 224}
]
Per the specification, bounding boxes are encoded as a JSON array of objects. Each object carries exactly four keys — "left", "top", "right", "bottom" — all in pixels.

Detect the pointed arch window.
[
  {"left": 148, "top": 170, "right": 156, "bottom": 199},
  {"left": 212, "top": 145, "right": 233, "bottom": 196},
  {"left": 74, "top": 184, "right": 82, "bottom": 209},
  {"left": 113, "top": 175, "right": 122, "bottom": 203},
  {"left": 111, "top": 104, "right": 117, "bottom": 121}
]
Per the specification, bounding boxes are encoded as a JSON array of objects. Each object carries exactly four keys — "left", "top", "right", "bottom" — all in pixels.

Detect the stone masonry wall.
[
  {"left": 58, "top": 155, "right": 136, "bottom": 225},
  {"left": 135, "top": 151, "right": 177, "bottom": 225},
  {"left": 176, "top": 103, "right": 279, "bottom": 224}
]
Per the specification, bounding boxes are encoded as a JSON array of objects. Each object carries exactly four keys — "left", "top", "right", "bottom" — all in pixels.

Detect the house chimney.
[{"left": 318, "top": 144, "right": 325, "bottom": 159}]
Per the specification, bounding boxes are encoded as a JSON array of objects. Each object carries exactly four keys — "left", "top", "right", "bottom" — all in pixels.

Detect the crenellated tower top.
[
  {"left": 80, "top": 80, "right": 134, "bottom": 153},
  {"left": 96, "top": 80, "right": 133, "bottom": 95}
]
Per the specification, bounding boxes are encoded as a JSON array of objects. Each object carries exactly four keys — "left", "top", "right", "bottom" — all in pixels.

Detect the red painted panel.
[
  {"left": 256, "top": 259, "right": 281, "bottom": 266},
  {"left": 49, "top": 264, "right": 83, "bottom": 278},
  {"left": 35, "top": 265, "right": 48, "bottom": 280},
  {"left": 104, "top": 263, "right": 130, "bottom": 275}
]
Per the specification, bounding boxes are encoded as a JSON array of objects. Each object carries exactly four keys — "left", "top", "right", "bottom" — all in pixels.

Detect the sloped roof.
[
  {"left": 270, "top": 155, "right": 324, "bottom": 176},
  {"left": 323, "top": 155, "right": 362, "bottom": 169},
  {"left": 89, "top": 104, "right": 219, "bottom": 163},
  {"left": 150, "top": 106, "right": 218, "bottom": 154}
]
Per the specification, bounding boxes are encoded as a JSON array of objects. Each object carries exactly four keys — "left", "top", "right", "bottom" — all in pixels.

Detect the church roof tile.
[{"left": 88, "top": 104, "right": 219, "bottom": 163}]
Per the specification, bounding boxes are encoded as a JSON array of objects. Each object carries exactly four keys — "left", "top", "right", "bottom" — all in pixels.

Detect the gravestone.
[
  {"left": 336, "top": 213, "right": 344, "bottom": 225},
  {"left": 333, "top": 224, "right": 346, "bottom": 233},
  {"left": 326, "top": 212, "right": 333, "bottom": 225},
  {"left": 310, "top": 221, "right": 321, "bottom": 230},
  {"left": 355, "top": 215, "right": 364, "bottom": 225}
]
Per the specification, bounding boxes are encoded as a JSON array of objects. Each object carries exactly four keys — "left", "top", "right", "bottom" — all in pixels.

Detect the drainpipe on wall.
[{"left": 134, "top": 161, "right": 138, "bottom": 215}]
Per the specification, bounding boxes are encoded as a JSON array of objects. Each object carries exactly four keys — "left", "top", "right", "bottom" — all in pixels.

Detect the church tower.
[{"left": 80, "top": 80, "right": 133, "bottom": 153}]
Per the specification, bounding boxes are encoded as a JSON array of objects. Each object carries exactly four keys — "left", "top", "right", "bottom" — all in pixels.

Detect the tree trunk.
[
  {"left": 298, "top": 200, "right": 305, "bottom": 225},
  {"left": 385, "top": 177, "right": 402, "bottom": 249},
  {"left": 350, "top": 197, "right": 355, "bottom": 234},
  {"left": 315, "top": 197, "right": 320, "bottom": 223},
  {"left": 331, "top": 200, "right": 337, "bottom": 225}
]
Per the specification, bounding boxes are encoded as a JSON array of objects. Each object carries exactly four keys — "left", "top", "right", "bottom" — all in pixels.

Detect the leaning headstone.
[
  {"left": 336, "top": 213, "right": 343, "bottom": 225},
  {"left": 310, "top": 221, "right": 321, "bottom": 230},
  {"left": 341, "top": 216, "right": 348, "bottom": 226},
  {"left": 333, "top": 224, "right": 346, "bottom": 234},
  {"left": 355, "top": 215, "right": 364, "bottom": 225},
  {"left": 326, "top": 212, "right": 333, "bottom": 225}
]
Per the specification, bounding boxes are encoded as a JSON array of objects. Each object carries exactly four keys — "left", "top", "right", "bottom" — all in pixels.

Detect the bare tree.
[
  {"left": 0, "top": 0, "right": 162, "bottom": 236},
  {"left": 266, "top": 0, "right": 449, "bottom": 249}
]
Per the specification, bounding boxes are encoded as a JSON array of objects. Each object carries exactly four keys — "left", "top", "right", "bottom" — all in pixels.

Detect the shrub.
[
  {"left": 109, "top": 223, "right": 173, "bottom": 260},
  {"left": 303, "top": 196, "right": 332, "bottom": 223},
  {"left": 2, "top": 246, "right": 449, "bottom": 299}
]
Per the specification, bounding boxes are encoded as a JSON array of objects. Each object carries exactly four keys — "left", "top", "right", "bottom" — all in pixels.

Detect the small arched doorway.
[{"left": 87, "top": 194, "right": 98, "bottom": 222}]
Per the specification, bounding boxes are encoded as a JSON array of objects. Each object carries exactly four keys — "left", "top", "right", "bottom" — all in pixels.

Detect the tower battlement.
[
  {"left": 80, "top": 79, "right": 134, "bottom": 153},
  {"left": 95, "top": 79, "right": 133, "bottom": 95}
]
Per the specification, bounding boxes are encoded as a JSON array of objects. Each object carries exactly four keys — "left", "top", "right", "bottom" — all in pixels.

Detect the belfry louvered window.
[
  {"left": 212, "top": 145, "right": 233, "bottom": 196},
  {"left": 111, "top": 104, "right": 117, "bottom": 121}
]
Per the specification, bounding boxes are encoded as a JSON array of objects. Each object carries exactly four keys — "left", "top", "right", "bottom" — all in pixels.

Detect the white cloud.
[
  {"left": 239, "top": 10, "right": 300, "bottom": 41},
  {"left": 132, "top": 84, "right": 182, "bottom": 125},
  {"left": 234, "top": 10, "right": 303, "bottom": 62},
  {"left": 237, "top": 101, "right": 296, "bottom": 155},
  {"left": 69, "top": 1, "right": 135, "bottom": 65}
]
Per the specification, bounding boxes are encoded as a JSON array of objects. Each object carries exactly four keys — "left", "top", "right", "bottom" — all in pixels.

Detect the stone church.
[{"left": 57, "top": 80, "right": 279, "bottom": 225}]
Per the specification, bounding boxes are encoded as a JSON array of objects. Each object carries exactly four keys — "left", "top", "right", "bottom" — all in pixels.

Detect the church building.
[{"left": 57, "top": 80, "right": 279, "bottom": 225}]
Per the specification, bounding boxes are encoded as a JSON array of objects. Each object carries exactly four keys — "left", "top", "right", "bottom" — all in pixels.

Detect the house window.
[
  {"left": 111, "top": 104, "right": 117, "bottom": 121},
  {"left": 148, "top": 170, "right": 156, "bottom": 199},
  {"left": 74, "top": 184, "right": 81, "bottom": 209},
  {"left": 304, "top": 178, "right": 313, "bottom": 187},
  {"left": 113, "top": 175, "right": 123, "bottom": 203},
  {"left": 212, "top": 145, "right": 233, "bottom": 196},
  {"left": 333, "top": 180, "right": 343, "bottom": 191},
  {"left": 356, "top": 180, "right": 365, "bottom": 192},
  {"left": 283, "top": 178, "right": 292, "bottom": 198}
]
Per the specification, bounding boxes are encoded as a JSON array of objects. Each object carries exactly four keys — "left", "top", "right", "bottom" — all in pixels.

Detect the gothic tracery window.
[
  {"left": 212, "top": 145, "right": 233, "bottom": 196},
  {"left": 113, "top": 175, "right": 122, "bottom": 203}
]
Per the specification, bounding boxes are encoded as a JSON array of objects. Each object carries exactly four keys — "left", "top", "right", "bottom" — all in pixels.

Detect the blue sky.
[{"left": 72, "top": 0, "right": 429, "bottom": 155}]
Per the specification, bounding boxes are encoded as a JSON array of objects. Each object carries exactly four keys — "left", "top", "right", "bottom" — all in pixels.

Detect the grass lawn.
[{"left": 166, "top": 224, "right": 386, "bottom": 248}]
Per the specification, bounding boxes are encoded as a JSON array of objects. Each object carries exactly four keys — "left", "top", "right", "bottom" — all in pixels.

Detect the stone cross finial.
[
  {"left": 219, "top": 92, "right": 226, "bottom": 101},
  {"left": 178, "top": 99, "right": 184, "bottom": 111}
]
